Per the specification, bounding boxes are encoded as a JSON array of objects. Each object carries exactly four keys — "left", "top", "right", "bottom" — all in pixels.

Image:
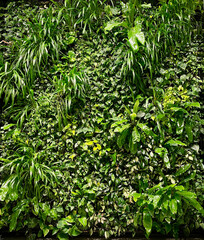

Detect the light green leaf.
[
  {"left": 185, "top": 102, "right": 200, "bottom": 108},
  {"left": 57, "top": 219, "right": 70, "bottom": 229},
  {"left": 78, "top": 217, "right": 87, "bottom": 227},
  {"left": 43, "top": 227, "right": 49, "bottom": 237},
  {"left": 66, "top": 36, "right": 76, "bottom": 45},
  {"left": 129, "top": 133, "right": 137, "bottom": 154},
  {"left": 166, "top": 139, "right": 186, "bottom": 147},
  {"left": 132, "top": 192, "right": 141, "bottom": 202},
  {"left": 169, "top": 199, "right": 177, "bottom": 215},
  {"left": 152, "top": 195, "right": 161, "bottom": 208},
  {"left": 104, "top": 20, "right": 123, "bottom": 33},
  {"left": 114, "top": 124, "right": 130, "bottom": 133},
  {"left": 2, "top": 124, "right": 15, "bottom": 130},
  {"left": 176, "top": 191, "right": 196, "bottom": 199},
  {"left": 133, "top": 99, "right": 140, "bottom": 114},
  {"left": 132, "top": 126, "right": 140, "bottom": 143},
  {"left": 170, "top": 107, "right": 188, "bottom": 114},
  {"left": 127, "top": 25, "right": 145, "bottom": 52},
  {"left": 137, "top": 123, "right": 156, "bottom": 138}
]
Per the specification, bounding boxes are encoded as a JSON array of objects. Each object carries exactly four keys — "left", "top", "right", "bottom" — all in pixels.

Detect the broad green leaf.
[
  {"left": 132, "top": 126, "right": 140, "bottom": 143},
  {"left": 133, "top": 100, "right": 140, "bottom": 114},
  {"left": 57, "top": 219, "right": 70, "bottom": 229},
  {"left": 114, "top": 124, "right": 130, "bottom": 133},
  {"left": 186, "top": 198, "right": 204, "bottom": 216},
  {"left": 43, "top": 227, "right": 49, "bottom": 237},
  {"left": 127, "top": 25, "right": 145, "bottom": 52},
  {"left": 0, "top": 184, "right": 9, "bottom": 201},
  {"left": 57, "top": 231, "right": 68, "bottom": 240},
  {"left": 9, "top": 210, "right": 21, "bottom": 231},
  {"left": 175, "top": 164, "right": 191, "bottom": 177},
  {"left": 170, "top": 107, "right": 188, "bottom": 114},
  {"left": 129, "top": 134, "right": 137, "bottom": 154},
  {"left": 166, "top": 139, "right": 186, "bottom": 146},
  {"left": 185, "top": 124, "right": 193, "bottom": 143},
  {"left": 132, "top": 192, "right": 141, "bottom": 202},
  {"left": 152, "top": 195, "right": 161, "bottom": 208},
  {"left": 66, "top": 215, "right": 75, "bottom": 223},
  {"left": 155, "top": 148, "right": 170, "bottom": 168},
  {"left": 68, "top": 225, "right": 81, "bottom": 237},
  {"left": 169, "top": 199, "right": 177, "bottom": 215},
  {"left": 66, "top": 36, "right": 76, "bottom": 45},
  {"left": 111, "top": 119, "right": 128, "bottom": 128},
  {"left": 148, "top": 183, "right": 162, "bottom": 193},
  {"left": 185, "top": 102, "right": 200, "bottom": 108},
  {"left": 176, "top": 191, "right": 196, "bottom": 199},
  {"left": 138, "top": 123, "right": 156, "bottom": 138},
  {"left": 78, "top": 217, "right": 87, "bottom": 227},
  {"left": 143, "top": 208, "right": 152, "bottom": 237},
  {"left": 117, "top": 128, "right": 129, "bottom": 148},
  {"left": 181, "top": 171, "right": 196, "bottom": 183},
  {"left": 104, "top": 20, "right": 123, "bottom": 33},
  {"left": 176, "top": 118, "right": 184, "bottom": 135}
]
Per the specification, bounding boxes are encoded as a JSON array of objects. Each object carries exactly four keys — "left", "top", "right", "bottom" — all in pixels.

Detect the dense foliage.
[{"left": 0, "top": 0, "right": 203, "bottom": 239}]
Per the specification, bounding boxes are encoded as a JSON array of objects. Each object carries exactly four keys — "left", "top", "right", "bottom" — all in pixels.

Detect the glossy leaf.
[
  {"left": 78, "top": 217, "right": 87, "bottom": 227},
  {"left": 166, "top": 139, "right": 186, "bottom": 146},
  {"left": 169, "top": 199, "right": 177, "bottom": 215},
  {"left": 143, "top": 208, "right": 152, "bottom": 237}
]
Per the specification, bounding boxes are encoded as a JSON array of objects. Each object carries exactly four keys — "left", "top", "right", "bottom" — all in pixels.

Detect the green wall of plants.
[{"left": 0, "top": 0, "right": 203, "bottom": 239}]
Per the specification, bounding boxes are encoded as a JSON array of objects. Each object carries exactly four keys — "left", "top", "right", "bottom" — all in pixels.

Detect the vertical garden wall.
[{"left": 0, "top": 0, "right": 203, "bottom": 239}]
